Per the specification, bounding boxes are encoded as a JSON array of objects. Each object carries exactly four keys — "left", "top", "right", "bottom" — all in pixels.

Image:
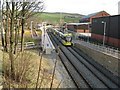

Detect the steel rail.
[
  {"left": 71, "top": 46, "right": 120, "bottom": 87},
  {"left": 54, "top": 32, "right": 119, "bottom": 88},
  {"left": 67, "top": 47, "right": 119, "bottom": 88},
  {"left": 48, "top": 31, "right": 91, "bottom": 88},
  {"left": 48, "top": 30, "right": 109, "bottom": 88},
  {"left": 50, "top": 29, "right": 119, "bottom": 88}
]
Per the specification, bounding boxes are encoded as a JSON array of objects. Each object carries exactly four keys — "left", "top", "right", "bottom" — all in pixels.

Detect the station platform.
[{"left": 41, "top": 26, "right": 55, "bottom": 54}]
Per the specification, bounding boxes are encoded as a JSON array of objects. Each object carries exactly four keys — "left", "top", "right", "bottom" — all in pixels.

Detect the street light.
[
  {"left": 102, "top": 21, "right": 106, "bottom": 47},
  {"left": 64, "top": 22, "right": 67, "bottom": 32},
  {"left": 31, "top": 21, "right": 33, "bottom": 38},
  {"left": 87, "top": 23, "right": 90, "bottom": 42}
]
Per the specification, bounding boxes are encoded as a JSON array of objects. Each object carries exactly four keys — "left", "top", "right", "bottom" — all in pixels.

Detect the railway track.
[
  {"left": 47, "top": 30, "right": 120, "bottom": 89},
  {"left": 48, "top": 31, "right": 90, "bottom": 88},
  {"left": 71, "top": 46, "right": 120, "bottom": 87}
]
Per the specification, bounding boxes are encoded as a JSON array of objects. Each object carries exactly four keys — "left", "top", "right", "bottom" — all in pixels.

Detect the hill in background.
[{"left": 35, "top": 12, "right": 85, "bottom": 24}]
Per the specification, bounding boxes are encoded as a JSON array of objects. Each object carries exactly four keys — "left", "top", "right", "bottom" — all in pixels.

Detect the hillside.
[{"left": 35, "top": 12, "right": 84, "bottom": 24}]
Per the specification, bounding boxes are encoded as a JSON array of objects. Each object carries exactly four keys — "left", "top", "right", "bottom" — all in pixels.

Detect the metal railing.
[
  {"left": 17, "top": 42, "right": 40, "bottom": 49},
  {"left": 73, "top": 40, "right": 120, "bottom": 59},
  {"left": 0, "top": 42, "right": 40, "bottom": 50},
  {"left": 18, "top": 42, "right": 35, "bottom": 47}
]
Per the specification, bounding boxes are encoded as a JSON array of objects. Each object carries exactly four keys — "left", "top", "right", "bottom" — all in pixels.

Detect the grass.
[
  {"left": 1, "top": 49, "right": 60, "bottom": 88},
  {"left": 24, "top": 38, "right": 36, "bottom": 42},
  {"left": 35, "top": 12, "right": 83, "bottom": 23},
  {"left": 24, "top": 31, "right": 31, "bottom": 35},
  {"left": 26, "top": 49, "right": 59, "bottom": 88},
  {"left": 36, "top": 31, "right": 42, "bottom": 34},
  {"left": 0, "top": 41, "right": 2, "bottom": 46}
]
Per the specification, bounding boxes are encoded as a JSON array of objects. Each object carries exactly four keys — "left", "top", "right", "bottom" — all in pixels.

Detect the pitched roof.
[
  {"left": 80, "top": 11, "right": 103, "bottom": 20},
  {"left": 67, "top": 22, "right": 91, "bottom": 25}
]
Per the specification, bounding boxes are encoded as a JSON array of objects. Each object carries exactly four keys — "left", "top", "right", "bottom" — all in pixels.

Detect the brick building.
[
  {"left": 66, "top": 11, "right": 110, "bottom": 33},
  {"left": 79, "top": 11, "right": 110, "bottom": 23},
  {"left": 92, "top": 15, "right": 120, "bottom": 48},
  {"left": 67, "top": 23, "right": 90, "bottom": 33}
]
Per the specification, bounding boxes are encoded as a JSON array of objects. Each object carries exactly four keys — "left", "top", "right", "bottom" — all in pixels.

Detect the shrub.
[{"left": 3, "top": 51, "right": 35, "bottom": 88}]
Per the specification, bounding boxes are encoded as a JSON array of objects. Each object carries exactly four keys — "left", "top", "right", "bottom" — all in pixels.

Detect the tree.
[
  {"left": 19, "top": 1, "right": 44, "bottom": 51},
  {"left": 1, "top": 0, "right": 44, "bottom": 80},
  {"left": 26, "top": 16, "right": 42, "bottom": 30}
]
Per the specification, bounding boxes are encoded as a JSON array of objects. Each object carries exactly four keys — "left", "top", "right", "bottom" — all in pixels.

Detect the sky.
[{"left": 44, "top": 0, "right": 120, "bottom": 15}]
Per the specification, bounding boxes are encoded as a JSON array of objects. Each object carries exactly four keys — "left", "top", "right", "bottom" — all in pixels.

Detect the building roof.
[
  {"left": 67, "top": 22, "right": 91, "bottom": 25},
  {"left": 80, "top": 11, "right": 104, "bottom": 20}
]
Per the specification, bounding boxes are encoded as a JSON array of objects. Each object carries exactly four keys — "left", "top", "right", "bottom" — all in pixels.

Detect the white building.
[{"left": 118, "top": 1, "right": 120, "bottom": 14}]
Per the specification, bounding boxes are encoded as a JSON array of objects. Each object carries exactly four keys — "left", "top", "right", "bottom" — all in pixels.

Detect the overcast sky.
[{"left": 44, "top": 0, "right": 119, "bottom": 15}]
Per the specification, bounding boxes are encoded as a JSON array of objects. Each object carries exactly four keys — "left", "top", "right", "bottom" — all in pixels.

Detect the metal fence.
[
  {"left": 17, "top": 42, "right": 40, "bottom": 49},
  {"left": 73, "top": 39, "right": 120, "bottom": 59}
]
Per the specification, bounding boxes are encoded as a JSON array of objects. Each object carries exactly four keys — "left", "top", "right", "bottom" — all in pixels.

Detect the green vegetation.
[
  {"left": 24, "top": 38, "right": 37, "bottom": 42},
  {"left": 35, "top": 12, "right": 84, "bottom": 23}
]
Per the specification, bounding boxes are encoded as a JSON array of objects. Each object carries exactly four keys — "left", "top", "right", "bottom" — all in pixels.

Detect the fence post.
[{"left": 25, "top": 42, "right": 27, "bottom": 47}]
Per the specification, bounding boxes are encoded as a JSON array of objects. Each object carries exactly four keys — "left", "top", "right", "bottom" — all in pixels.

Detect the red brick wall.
[
  {"left": 67, "top": 24, "right": 90, "bottom": 33},
  {"left": 91, "top": 33, "right": 120, "bottom": 48},
  {"left": 76, "top": 29, "right": 90, "bottom": 33},
  {"left": 85, "top": 30, "right": 90, "bottom": 33},
  {"left": 90, "top": 11, "right": 110, "bottom": 22},
  {"left": 80, "top": 11, "right": 110, "bottom": 23},
  {"left": 67, "top": 25, "right": 75, "bottom": 31},
  {"left": 76, "top": 30, "right": 84, "bottom": 33}
]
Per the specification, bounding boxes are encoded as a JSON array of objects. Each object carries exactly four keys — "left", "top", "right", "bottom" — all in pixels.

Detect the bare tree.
[
  {"left": 1, "top": 0, "right": 44, "bottom": 52},
  {"left": 20, "top": 1, "right": 44, "bottom": 51},
  {"left": 1, "top": 0, "right": 44, "bottom": 82},
  {"left": 0, "top": 1, "right": 5, "bottom": 49}
]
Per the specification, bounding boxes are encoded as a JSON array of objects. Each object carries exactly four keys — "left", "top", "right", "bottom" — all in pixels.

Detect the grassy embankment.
[
  {"left": 0, "top": 49, "right": 60, "bottom": 88},
  {"left": 0, "top": 28, "right": 60, "bottom": 88}
]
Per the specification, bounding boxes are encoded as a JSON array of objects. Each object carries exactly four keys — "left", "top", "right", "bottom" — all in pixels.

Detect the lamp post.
[
  {"left": 31, "top": 21, "right": 33, "bottom": 38},
  {"left": 102, "top": 21, "right": 106, "bottom": 47},
  {"left": 64, "top": 22, "right": 67, "bottom": 32},
  {"left": 87, "top": 23, "right": 90, "bottom": 42},
  {"left": 59, "top": 12, "right": 62, "bottom": 30}
]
